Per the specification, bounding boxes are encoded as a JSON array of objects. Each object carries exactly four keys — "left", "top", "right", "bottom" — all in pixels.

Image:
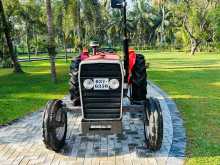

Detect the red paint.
[
  {"left": 84, "top": 52, "right": 119, "bottom": 61},
  {"left": 80, "top": 48, "right": 89, "bottom": 60},
  {"left": 128, "top": 48, "right": 136, "bottom": 83}
]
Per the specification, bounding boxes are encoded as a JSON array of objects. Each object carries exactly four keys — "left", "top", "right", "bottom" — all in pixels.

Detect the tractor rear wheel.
[
  {"left": 69, "top": 56, "right": 81, "bottom": 105},
  {"left": 144, "top": 97, "right": 163, "bottom": 151},
  {"left": 43, "top": 100, "right": 67, "bottom": 151},
  {"left": 131, "top": 54, "right": 147, "bottom": 102}
]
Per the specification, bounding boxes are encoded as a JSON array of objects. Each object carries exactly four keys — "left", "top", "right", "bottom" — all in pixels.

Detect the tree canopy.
[{"left": 0, "top": 0, "right": 220, "bottom": 58}]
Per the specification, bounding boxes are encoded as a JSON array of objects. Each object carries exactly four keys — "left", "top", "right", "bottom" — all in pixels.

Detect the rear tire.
[
  {"left": 130, "top": 54, "right": 147, "bottom": 101},
  {"left": 43, "top": 100, "right": 67, "bottom": 151},
  {"left": 69, "top": 56, "right": 81, "bottom": 105},
  {"left": 144, "top": 97, "right": 163, "bottom": 151}
]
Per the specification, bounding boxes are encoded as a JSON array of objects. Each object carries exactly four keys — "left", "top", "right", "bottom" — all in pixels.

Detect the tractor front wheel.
[
  {"left": 43, "top": 99, "right": 67, "bottom": 152},
  {"left": 144, "top": 97, "right": 163, "bottom": 151}
]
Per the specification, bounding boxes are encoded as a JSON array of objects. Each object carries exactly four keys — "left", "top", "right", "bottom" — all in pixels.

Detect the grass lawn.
[
  {"left": 144, "top": 51, "right": 220, "bottom": 165},
  {"left": 0, "top": 59, "right": 70, "bottom": 125},
  {"left": 0, "top": 51, "right": 219, "bottom": 164}
]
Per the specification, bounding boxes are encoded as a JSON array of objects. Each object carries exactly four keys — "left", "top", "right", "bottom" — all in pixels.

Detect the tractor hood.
[{"left": 85, "top": 52, "right": 120, "bottom": 61}]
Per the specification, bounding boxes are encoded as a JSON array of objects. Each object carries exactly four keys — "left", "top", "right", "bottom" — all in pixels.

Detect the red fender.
[
  {"left": 128, "top": 48, "right": 136, "bottom": 83},
  {"left": 80, "top": 48, "right": 89, "bottom": 60}
]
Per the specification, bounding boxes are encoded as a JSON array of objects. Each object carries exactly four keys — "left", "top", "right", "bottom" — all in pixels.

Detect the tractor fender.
[
  {"left": 128, "top": 48, "right": 136, "bottom": 83},
  {"left": 80, "top": 48, "right": 89, "bottom": 61}
]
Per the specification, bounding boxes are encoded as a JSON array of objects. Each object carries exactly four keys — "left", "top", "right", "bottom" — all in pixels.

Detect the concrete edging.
[{"left": 149, "top": 81, "right": 186, "bottom": 164}]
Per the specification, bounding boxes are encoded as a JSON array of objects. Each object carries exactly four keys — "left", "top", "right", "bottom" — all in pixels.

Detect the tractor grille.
[{"left": 79, "top": 62, "right": 123, "bottom": 120}]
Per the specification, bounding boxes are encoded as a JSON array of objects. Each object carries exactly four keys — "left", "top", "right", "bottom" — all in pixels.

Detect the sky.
[{"left": 127, "top": 0, "right": 133, "bottom": 9}]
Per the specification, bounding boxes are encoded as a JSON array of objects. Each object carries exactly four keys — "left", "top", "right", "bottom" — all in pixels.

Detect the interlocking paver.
[{"left": 0, "top": 83, "right": 186, "bottom": 165}]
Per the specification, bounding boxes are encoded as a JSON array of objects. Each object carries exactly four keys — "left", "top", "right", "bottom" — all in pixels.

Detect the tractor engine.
[{"left": 79, "top": 56, "right": 124, "bottom": 134}]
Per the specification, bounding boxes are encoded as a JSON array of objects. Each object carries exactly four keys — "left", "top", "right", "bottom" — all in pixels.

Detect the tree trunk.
[
  {"left": 0, "top": 33, "right": 3, "bottom": 61},
  {"left": 160, "top": 4, "right": 165, "bottom": 44},
  {"left": 46, "top": 0, "right": 57, "bottom": 83},
  {"left": 0, "top": 0, "right": 23, "bottom": 73},
  {"left": 34, "top": 26, "right": 38, "bottom": 56},
  {"left": 26, "top": 24, "right": 31, "bottom": 61},
  {"left": 190, "top": 39, "right": 200, "bottom": 55},
  {"left": 77, "top": 0, "right": 82, "bottom": 51},
  {"left": 35, "top": 35, "right": 38, "bottom": 56},
  {"left": 64, "top": 36, "right": 68, "bottom": 63}
]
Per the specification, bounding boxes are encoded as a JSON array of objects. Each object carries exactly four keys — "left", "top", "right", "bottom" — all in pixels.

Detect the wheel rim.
[
  {"left": 144, "top": 121, "right": 150, "bottom": 140},
  {"left": 144, "top": 111, "right": 150, "bottom": 141},
  {"left": 149, "top": 113, "right": 155, "bottom": 142},
  {"left": 55, "top": 110, "right": 66, "bottom": 141},
  {"left": 145, "top": 112, "right": 156, "bottom": 143}
]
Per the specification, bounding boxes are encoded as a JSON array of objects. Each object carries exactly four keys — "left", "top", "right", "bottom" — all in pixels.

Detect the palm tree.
[
  {"left": 129, "top": 0, "right": 161, "bottom": 47},
  {"left": 0, "top": 0, "right": 23, "bottom": 73},
  {"left": 130, "top": 0, "right": 150, "bottom": 46},
  {"left": 153, "top": 0, "right": 167, "bottom": 44},
  {"left": 63, "top": 0, "right": 104, "bottom": 48},
  {"left": 63, "top": 0, "right": 83, "bottom": 50},
  {"left": 45, "top": 0, "right": 57, "bottom": 83}
]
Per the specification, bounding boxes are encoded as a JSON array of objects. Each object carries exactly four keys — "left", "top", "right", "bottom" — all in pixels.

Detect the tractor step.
[{"left": 81, "top": 119, "right": 122, "bottom": 135}]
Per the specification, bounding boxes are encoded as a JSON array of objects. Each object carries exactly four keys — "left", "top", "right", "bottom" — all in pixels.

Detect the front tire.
[
  {"left": 144, "top": 97, "right": 163, "bottom": 151},
  {"left": 43, "top": 100, "right": 67, "bottom": 151}
]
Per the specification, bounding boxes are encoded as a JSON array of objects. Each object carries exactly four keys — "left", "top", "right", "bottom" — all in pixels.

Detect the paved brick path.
[{"left": 0, "top": 83, "right": 186, "bottom": 165}]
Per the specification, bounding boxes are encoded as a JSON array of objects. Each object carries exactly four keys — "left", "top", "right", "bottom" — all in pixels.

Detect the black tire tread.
[
  {"left": 144, "top": 97, "right": 163, "bottom": 151},
  {"left": 69, "top": 56, "right": 81, "bottom": 102},
  {"left": 42, "top": 99, "right": 67, "bottom": 151},
  {"left": 131, "top": 54, "right": 147, "bottom": 101}
]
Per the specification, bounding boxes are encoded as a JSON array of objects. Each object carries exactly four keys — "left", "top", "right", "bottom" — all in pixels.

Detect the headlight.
[
  {"left": 109, "top": 79, "right": 120, "bottom": 89},
  {"left": 83, "top": 79, "right": 94, "bottom": 89}
]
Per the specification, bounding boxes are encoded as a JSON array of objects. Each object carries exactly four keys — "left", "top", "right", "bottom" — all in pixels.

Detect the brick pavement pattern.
[{"left": 0, "top": 83, "right": 186, "bottom": 165}]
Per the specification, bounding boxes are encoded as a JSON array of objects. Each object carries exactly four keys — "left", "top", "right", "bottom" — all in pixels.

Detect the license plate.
[{"left": 94, "top": 78, "right": 109, "bottom": 90}]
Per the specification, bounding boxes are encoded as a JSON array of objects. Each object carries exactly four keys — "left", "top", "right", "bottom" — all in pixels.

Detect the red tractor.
[{"left": 42, "top": 0, "right": 163, "bottom": 152}]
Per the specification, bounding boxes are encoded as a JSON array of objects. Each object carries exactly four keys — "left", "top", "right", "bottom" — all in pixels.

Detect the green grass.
[
  {"left": 0, "top": 60, "right": 70, "bottom": 125},
  {"left": 144, "top": 51, "right": 220, "bottom": 165}
]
